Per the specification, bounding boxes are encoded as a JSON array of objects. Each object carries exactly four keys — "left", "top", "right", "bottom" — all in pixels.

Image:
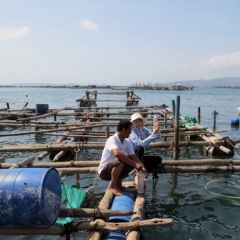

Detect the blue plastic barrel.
[
  {"left": 36, "top": 104, "right": 49, "bottom": 115},
  {"left": 231, "top": 118, "right": 239, "bottom": 126},
  {"left": 0, "top": 168, "right": 61, "bottom": 227},
  {"left": 108, "top": 190, "right": 136, "bottom": 222}
]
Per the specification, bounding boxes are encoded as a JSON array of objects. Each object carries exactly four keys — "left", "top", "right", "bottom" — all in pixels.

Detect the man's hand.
[
  {"left": 152, "top": 122, "right": 160, "bottom": 134},
  {"left": 135, "top": 162, "right": 147, "bottom": 174}
]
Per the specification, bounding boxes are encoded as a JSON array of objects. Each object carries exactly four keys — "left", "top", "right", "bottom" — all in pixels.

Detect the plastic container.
[
  {"left": 0, "top": 168, "right": 61, "bottom": 226},
  {"left": 153, "top": 114, "right": 158, "bottom": 128},
  {"left": 108, "top": 190, "right": 136, "bottom": 222},
  {"left": 36, "top": 104, "right": 49, "bottom": 115}
]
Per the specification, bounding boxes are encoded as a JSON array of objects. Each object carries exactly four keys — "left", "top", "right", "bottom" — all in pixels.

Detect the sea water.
[{"left": 0, "top": 86, "right": 240, "bottom": 240}]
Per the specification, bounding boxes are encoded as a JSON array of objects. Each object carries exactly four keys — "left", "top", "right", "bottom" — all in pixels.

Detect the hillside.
[{"left": 174, "top": 77, "right": 240, "bottom": 87}]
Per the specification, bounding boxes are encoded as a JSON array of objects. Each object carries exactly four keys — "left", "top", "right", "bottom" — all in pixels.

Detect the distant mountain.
[{"left": 171, "top": 77, "right": 240, "bottom": 87}]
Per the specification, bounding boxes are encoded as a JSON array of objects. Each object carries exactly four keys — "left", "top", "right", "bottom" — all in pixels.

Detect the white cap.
[{"left": 130, "top": 113, "right": 147, "bottom": 125}]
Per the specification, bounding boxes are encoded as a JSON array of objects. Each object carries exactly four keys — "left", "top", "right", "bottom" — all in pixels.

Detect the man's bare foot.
[{"left": 109, "top": 187, "right": 123, "bottom": 196}]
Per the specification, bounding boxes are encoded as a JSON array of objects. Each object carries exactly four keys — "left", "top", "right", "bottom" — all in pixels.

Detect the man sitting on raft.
[{"left": 98, "top": 119, "right": 147, "bottom": 196}]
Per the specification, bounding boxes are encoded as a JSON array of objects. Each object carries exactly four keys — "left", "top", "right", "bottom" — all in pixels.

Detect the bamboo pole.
[
  {"left": 3, "top": 164, "right": 240, "bottom": 174},
  {"left": 88, "top": 188, "right": 114, "bottom": 240},
  {"left": 126, "top": 192, "right": 145, "bottom": 240},
  {"left": 70, "top": 104, "right": 168, "bottom": 111},
  {"left": 0, "top": 124, "right": 207, "bottom": 137},
  {"left": 53, "top": 135, "right": 75, "bottom": 162},
  {"left": 9, "top": 156, "right": 35, "bottom": 168},
  {"left": 45, "top": 132, "right": 106, "bottom": 138},
  {"left": 200, "top": 135, "right": 231, "bottom": 154},
  {"left": 42, "top": 130, "right": 215, "bottom": 139},
  {"left": 0, "top": 218, "right": 173, "bottom": 235},
  {"left": 162, "top": 165, "right": 240, "bottom": 173},
  {"left": 2, "top": 159, "right": 240, "bottom": 169},
  {"left": 56, "top": 167, "right": 98, "bottom": 174},
  {"left": 0, "top": 124, "right": 110, "bottom": 137},
  {"left": 59, "top": 208, "right": 135, "bottom": 218},
  {"left": 17, "top": 107, "right": 70, "bottom": 122},
  {"left": 162, "top": 159, "right": 240, "bottom": 166},
  {"left": 38, "top": 136, "right": 66, "bottom": 161},
  {"left": 0, "top": 140, "right": 231, "bottom": 152}
]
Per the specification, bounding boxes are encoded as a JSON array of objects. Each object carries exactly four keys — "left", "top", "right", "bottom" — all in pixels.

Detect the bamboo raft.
[
  {"left": 76, "top": 90, "right": 141, "bottom": 107},
  {"left": 0, "top": 93, "right": 240, "bottom": 239}
]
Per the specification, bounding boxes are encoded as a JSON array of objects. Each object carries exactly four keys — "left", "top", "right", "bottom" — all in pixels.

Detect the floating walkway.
[{"left": 0, "top": 92, "right": 240, "bottom": 239}]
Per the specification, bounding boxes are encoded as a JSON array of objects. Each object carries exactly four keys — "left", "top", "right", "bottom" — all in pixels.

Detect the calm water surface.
[{"left": 0, "top": 86, "right": 240, "bottom": 240}]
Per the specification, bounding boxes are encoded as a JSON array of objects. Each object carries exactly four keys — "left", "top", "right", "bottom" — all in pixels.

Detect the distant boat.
[
  {"left": 176, "top": 84, "right": 182, "bottom": 90},
  {"left": 111, "top": 86, "right": 129, "bottom": 90},
  {"left": 171, "top": 84, "right": 193, "bottom": 91}
]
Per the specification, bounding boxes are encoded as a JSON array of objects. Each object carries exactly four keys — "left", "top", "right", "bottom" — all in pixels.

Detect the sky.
[{"left": 0, "top": 0, "right": 240, "bottom": 86}]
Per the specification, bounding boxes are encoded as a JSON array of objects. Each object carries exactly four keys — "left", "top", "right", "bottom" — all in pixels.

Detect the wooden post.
[
  {"left": 213, "top": 111, "right": 217, "bottom": 132},
  {"left": 173, "top": 96, "right": 180, "bottom": 160},
  {"left": 6, "top": 102, "right": 9, "bottom": 109},
  {"left": 172, "top": 100, "right": 175, "bottom": 117},
  {"left": 23, "top": 102, "right": 28, "bottom": 109},
  {"left": 198, "top": 107, "right": 201, "bottom": 124},
  {"left": 105, "top": 126, "right": 110, "bottom": 139},
  {"left": 164, "top": 112, "right": 167, "bottom": 128}
]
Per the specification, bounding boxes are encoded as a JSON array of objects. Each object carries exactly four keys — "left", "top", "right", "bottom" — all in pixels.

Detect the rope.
[
  {"left": 60, "top": 222, "right": 78, "bottom": 240},
  {"left": 85, "top": 171, "right": 100, "bottom": 194},
  {"left": 93, "top": 207, "right": 104, "bottom": 220},
  {"left": 73, "top": 144, "right": 82, "bottom": 181},
  {"left": 74, "top": 145, "right": 81, "bottom": 161},
  {"left": 205, "top": 179, "right": 240, "bottom": 199}
]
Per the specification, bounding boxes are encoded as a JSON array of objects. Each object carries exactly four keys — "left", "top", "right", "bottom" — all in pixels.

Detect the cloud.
[
  {"left": 202, "top": 52, "right": 240, "bottom": 68},
  {"left": 0, "top": 27, "right": 30, "bottom": 41},
  {"left": 79, "top": 19, "right": 99, "bottom": 31}
]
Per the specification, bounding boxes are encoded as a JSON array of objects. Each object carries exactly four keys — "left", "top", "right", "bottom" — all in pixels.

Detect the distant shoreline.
[{"left": 0, "top": 85, "right": 239, "bottom": 89}]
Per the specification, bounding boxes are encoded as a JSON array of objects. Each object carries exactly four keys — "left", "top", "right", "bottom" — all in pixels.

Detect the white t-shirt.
[{"left": 98, "top": 133, "right": 135, "bottom": 174}]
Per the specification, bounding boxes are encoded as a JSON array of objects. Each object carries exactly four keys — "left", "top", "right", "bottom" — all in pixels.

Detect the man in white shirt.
[{"left": 98, "top": 119, "right": 147, "bottom": 196}]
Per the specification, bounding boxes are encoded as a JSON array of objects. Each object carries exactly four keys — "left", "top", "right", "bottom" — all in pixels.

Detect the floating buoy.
[{"left": 231, "top": 118, "right": 239, "bottom": 126}]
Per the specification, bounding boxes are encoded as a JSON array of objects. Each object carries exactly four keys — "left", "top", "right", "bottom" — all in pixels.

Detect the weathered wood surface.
[
  {"left": 200, "top": 135, "right": 231, "bottom": 154},
  {"left": 0, "top": 218, "right": 173, "bottom": 235},
  {"left": 2, "top": 163, "right": 239, "bottom": 174},
  {"left": 0, "top": 160, "right": 101, "bottom": 168},
  {"left": 2, "top": 159, "right": 240, "bottom": 169},
  {"left": 16, "top": 107, "right": 70, "bottom": 121},
  {"left": 59, "top": 208, "right": 135, "bottom": 218},
  {"left": 9, "top": 156, "right": 35, "bottom": 168},
  {"left": 88, "top": 187, "right": 114, "bottom": 240},
  {"left": 0, "top": 140, "right": 229, "bottom": 152},
  {"left": 126, "top": 188, "right": 146, "bottom": 240}
]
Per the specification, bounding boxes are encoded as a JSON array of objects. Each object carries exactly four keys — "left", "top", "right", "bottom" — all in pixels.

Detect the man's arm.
[
  {"left": 111, "top": 148, "right": 137, "bottom": 168},
  {"left": 129, "top": 153, "right": 147, "bottom": 173},
  {"left": 111, "top": 148, "right": 147, "bottom": 173}
]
